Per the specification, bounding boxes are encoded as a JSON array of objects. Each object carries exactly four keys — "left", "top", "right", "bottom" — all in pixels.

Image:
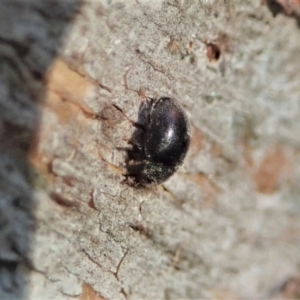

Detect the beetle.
[{"left": 126, "top": 96, "right": 190, "bottom": 185}]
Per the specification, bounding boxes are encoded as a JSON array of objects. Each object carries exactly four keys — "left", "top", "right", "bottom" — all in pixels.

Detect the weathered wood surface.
[{"left": 1, "top": 0, "right": 300, "bottom": 299}]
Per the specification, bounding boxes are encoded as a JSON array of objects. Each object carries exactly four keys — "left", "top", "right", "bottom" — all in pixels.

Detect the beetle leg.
[{"left": 127, "top": 140, "right": 143, "bottom": 152}]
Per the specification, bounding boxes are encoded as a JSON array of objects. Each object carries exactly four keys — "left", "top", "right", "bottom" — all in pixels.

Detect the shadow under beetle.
[{"left": 125, "top": 96, "right": 191, "bottom": 186}]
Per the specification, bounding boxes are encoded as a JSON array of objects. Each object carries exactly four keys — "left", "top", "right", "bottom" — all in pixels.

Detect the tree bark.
[{"left": 1, "top": 0, "right": 300, "bottom": 299}]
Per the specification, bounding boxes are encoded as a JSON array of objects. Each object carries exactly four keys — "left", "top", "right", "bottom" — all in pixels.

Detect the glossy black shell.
[
  {"left": 145, "top": 97, "right": 190, "bottom": 166},
  {"left": 127, "top": 97, "right": 190, "bottom": 185}
]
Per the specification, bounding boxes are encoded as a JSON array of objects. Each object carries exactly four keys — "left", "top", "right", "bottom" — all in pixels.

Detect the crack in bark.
[
  {"left": 138, "top": 55, "right": 169, "bottom": 77},
  {"left": 81, "top": 248, "right": 106, "bottom": 270},
  {"left": 60, "top": 291, "right": 80, "bottom": 298},
  {"left": 98, "top": 82, "right": 112, "bottom": 93},
  {"left": 114, "top": 248, "right": 129, "bottom": 281},
  {"left": 128, "top": 221, "right": 153, "bottom": 239}
]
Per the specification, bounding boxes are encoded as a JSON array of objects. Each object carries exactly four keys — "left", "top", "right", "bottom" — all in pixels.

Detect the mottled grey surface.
[{"left": 1, "top": 0, "right": 300, "bottom": 299}]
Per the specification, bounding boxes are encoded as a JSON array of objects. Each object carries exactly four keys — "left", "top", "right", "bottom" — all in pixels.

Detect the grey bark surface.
[{"left": 1, "top": 0, "right": 300, "bottom": 299}]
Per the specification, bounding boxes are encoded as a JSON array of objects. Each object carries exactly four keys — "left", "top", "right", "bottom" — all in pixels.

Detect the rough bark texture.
[{"left": 1, "top": 0, "right": 300, "bottom": 299}]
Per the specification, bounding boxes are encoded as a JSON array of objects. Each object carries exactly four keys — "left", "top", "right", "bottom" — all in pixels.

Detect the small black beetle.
[{"left": 126, "top": 97, "right": 190, "bottom": 185}]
